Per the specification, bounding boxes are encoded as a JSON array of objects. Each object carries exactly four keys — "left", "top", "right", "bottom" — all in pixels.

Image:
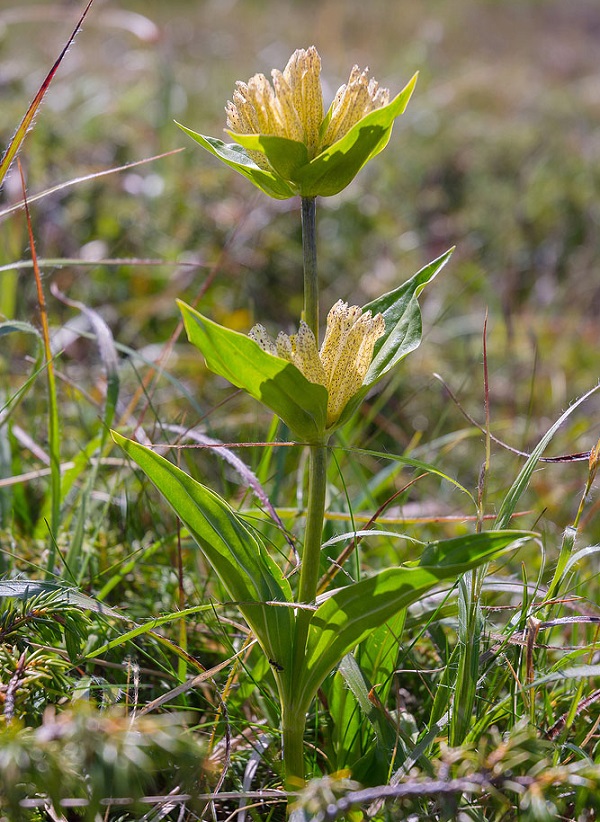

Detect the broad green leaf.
[
  {"left": 416, "top": 530, "right": 531, "bottom": 569},
  {"left": 295, "top": 530, "right": 526, "bottom": 713},
  {"left": 332, "top": 250, "right": 453, "bottom": 429},
  {"left": 175, "top": 125, "right": 296, "bottom": 200},
  {"left": 294, "top": 73, "right": 418, "bottom": 197},
  {"left": 179, "top": 301, "right": 328, "bottom": 442},
  {"left": 225, "top": 132, "right": 309, "bottom": 183},
  {"left": 365, "top": 248, "right": 454, "bottom": 386},
  {"left": 112, "top": 432, "right": 295, "bottom": 672},
  {"left": 356, "top": 608, "right": 406, "bottom": 706}
]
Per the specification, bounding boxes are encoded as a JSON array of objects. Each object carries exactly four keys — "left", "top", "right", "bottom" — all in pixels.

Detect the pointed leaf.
[
  {"left": 365, "top": 248, "right": 454, "bottom": 386},
  {"left": 295, "top": 530, "right": 526, "bottom": 712},
  {"left": 112, "top": 432, "right": 295, "bottom": 671},
  {"left": 181, "top": 74, "right": 416, "bottom": 199},
  {"left": 179, "top": 301, "right": 328, "bottom": 442},
  {"left": 0, "top": 0, "right": 95, "bottom": 187},
  {"left": 295, "top": 73, "right": 418, "bottom": 197},
  {"left": 332, "top": 249, "right": 453, "bottom": 429},
  {"left": 225, "top": 132, "right": 309, "bottom": 183},
  {"left": 175, "top": 124, "right": 296, "bottom": 199}
]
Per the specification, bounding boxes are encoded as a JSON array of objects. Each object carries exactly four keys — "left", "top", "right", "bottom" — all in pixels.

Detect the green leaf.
[
  {"left": 175, "top": 124, "right": 297, "bottom": 199},
  {"left": 296, "top": 73, "right": 418, "bottom": 197},
  {"left": 178, "top": 301, "right": 328, "bottom": 442},
  {"left": 328, "top": 653, "right": 400, "bottom": 784},
  {"left": 332, "top": 249, "right": 453, "bottom": 429},
  {"left": 180, "top": 74, "right": 417, "bottom": 199},
  {"left": 295, "top": 530, "right": 526, "bottom": 713},
  {"left": 112, "top": 432, "right": 295, "bottom": 672},
  {"left": 225, "top": 132, "right": 309, "bottom": 183},
  {"left": 365, "top": 248, "right": 453, "bottom": 385}
]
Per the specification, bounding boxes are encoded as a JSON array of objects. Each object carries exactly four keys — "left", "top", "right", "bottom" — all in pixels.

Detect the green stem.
[
  {"left": 282, "top": 703, "right": 308, "bottom": 794},
  {"left": 282, "top": 196, "right": 325, "bottom": 792},
  {"left": 297, "top": 444, "right": 328, "bottom": 627},
  {"left": 284, "top": 443, "right": 328, "bottom": 789},
  {"left": 301, "top": 196, "right": 318, "bottom": 342}
]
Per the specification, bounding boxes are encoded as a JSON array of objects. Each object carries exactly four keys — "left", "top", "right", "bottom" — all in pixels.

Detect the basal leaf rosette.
[
  {"left": 177, "top": 46, "right": 418, "bottom": 199},
  {"left": 178, "top": 249, "right": 452, "bottom": 442}
]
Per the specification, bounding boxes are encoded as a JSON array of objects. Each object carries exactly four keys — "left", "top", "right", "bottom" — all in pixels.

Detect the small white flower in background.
[{"left": 250, "top": 300, "right": 385, "bottom": 427}]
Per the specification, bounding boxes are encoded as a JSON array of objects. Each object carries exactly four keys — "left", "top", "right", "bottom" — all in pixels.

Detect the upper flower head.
[
  {"left": 178, "top": 48, "right": 417, "bottom": 198},
  {"left": 226, "top": 47, "right": 390, "bottom": 164},
  {"left": 250, "top": 300, "right": 385, "bottom": 427},
  {"left": 226, "top": 46, "right": 324, "bottom": 164}
]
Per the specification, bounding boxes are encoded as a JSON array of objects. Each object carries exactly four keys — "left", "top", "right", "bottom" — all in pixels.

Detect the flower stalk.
[
  {"left": 301, "top": 196, "right": 318, "bottom": 340},
  {"left": 282, "top": 189, "right": 327, "bottom": 789},
  {"left": 282, "top": 444, "right": 328, "bottom": 791}
]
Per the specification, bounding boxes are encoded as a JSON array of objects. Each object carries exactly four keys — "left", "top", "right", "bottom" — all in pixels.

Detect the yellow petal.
[
  {"left": 290, "top": 322, "right": 327, "bottom": 385},
  {"left": 249, "top": 323, "right": 277, "bottom": 355},
  {"left": 271, "top": 70, "right": 304, "bottom": 142}
]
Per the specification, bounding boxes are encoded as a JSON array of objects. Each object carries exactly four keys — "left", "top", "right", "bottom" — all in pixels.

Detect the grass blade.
[
  {"left": 494, "top": 384, "right": 600, "bottom": 530},
  {"left": 0, "top": 0, "right": 96, "bottom": 187}
]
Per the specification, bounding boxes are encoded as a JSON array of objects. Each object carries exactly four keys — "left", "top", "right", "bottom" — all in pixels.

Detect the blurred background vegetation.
[{"left": 1, "top": 0, "right": 599, "bottom": 566}]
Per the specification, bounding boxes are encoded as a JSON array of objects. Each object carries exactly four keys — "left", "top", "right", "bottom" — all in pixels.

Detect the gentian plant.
[{"left": 113, "top": 47, "right": 526, "bottom": 804}]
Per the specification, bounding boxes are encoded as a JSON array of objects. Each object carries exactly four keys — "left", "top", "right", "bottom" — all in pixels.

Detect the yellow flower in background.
[
  {"left": 250, "top": 300, "right": 386, "bottom": 427},
  {"left": 179, "top": 47, "right": 418, "bottom": 198}
]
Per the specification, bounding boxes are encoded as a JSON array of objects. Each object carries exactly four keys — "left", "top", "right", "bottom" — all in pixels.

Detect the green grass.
[{"left": 1, "top": 0, "right": 600, "bottom": 819}]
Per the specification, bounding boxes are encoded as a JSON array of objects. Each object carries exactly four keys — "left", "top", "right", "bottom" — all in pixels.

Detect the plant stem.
[
  {"left": 297, "top": 444, "right": 328, "bottom": 627},
  {"left": 301, "top": 196, "right": 318, "bottom": 342},
  {"left": 285, "top": 443, "right": 328, "bottom": 789},
  {"left": 281, "top": 196, "right": 326, "bottom": 792},
  {"left": 282, "top": 703, "right": 308, "bottom": 794}
]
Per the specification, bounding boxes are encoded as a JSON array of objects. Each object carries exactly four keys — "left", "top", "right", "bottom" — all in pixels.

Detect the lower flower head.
[{"left": 250, "top": 301, "right": 385, "bottom": 427}]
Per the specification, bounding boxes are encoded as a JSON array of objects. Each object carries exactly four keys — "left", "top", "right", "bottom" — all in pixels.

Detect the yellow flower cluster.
[
  {"left": 250, "top": 300, "right": 385, "bottom": 427},
  {"left": 226, "top": 46, "right": 390, "bottom": 166}
]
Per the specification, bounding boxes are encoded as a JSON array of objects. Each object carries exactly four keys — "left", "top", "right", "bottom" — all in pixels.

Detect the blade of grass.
[
  {"left": 0, "top": 0, "right": 96, "bottom": 187},
  {"left": 17, "top": 161, "right": 61, "bottom": 574},
  {"left": 0, "top": 150, "right": 184, "bottom": 222},
  {"left": 50, "top": 285, "right": 120, "bottom": 580},
  {"left": 494, "top": 384, "right": 600, "bottom": 530}
]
